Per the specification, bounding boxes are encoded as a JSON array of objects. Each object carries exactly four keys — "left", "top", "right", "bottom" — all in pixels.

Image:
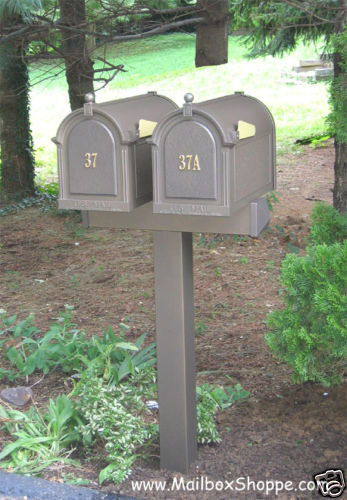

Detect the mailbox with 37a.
[{"left": 54, "top": 91, "right": 276, "bottom": 474}]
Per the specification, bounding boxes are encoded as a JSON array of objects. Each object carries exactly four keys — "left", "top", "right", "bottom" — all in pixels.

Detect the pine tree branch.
[
  {"left": 273, "top": 0, "right": 336, "bottom": 23},
  {"left": 95, "top": 16, "right": 204, "bottom": 46}
]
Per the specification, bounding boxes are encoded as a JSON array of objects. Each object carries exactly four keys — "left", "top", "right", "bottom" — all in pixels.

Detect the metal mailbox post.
[{"left": 55, "top": 92, "right": 275, "bottom": 476}]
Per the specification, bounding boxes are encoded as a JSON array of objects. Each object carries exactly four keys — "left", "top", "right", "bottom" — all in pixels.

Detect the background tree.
[
  {"left": 231, "top": 0, "right": 346, "bottom": 213},
  {"left": 0, "top": 0, "right": 43, "bottom": 202},
  {"left": 59, "top": 0, "right": 94, "bottom": 110},
  {"left": 0, "top": 0, "right": 225, "bottom": 201},
  {"left": 195, "top": 0, "right": 229, "bottom": 67}
]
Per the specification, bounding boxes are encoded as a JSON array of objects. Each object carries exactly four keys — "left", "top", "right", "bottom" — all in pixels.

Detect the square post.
[{"left": 153, "top": 231, "right": 197, "bottom": 473}]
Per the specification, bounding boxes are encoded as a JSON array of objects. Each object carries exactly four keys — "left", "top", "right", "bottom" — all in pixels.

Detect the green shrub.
[
  {"left": 309, "top": 202, "right": 347, "bottom": 246},
  {"left": 266, "top": 241, "right": 347, "bottom": 385},
  {"left": 327, "top": 30, "right": 347, "bottom": 145}
]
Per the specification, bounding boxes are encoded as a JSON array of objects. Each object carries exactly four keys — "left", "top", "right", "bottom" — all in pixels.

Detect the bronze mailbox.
[
  {"left": 53, "top": 92, "right": 178, "bottom": 212},
  {"left": 150, "top": 92, "right": 275, "bottom": 216},
  {"left": 54, "top": 90, "right": 277, "bottom": 476}
]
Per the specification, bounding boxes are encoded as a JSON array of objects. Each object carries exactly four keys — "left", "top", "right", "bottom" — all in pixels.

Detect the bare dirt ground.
[{"left": 0, "top": 141, "right": 346, "bottom": 499}]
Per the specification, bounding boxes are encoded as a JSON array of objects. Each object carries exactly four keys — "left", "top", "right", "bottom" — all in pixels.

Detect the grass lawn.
[{"left": 30, "top": 33, "right": 330, "bottom": 184}]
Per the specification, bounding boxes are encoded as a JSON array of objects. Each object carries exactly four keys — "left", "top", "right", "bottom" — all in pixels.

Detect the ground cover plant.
[
  {"left": 0, "top": 183, "right": 59, "bottom": 217},
  {"left": 0, "top": 309, "right": 249, "bottom": 484},
  {"left": 0, "top": 395, "right": 81, "bottom": 475},
  {"left": 0, "top": 306, "right": 156, "bottom": 382}
]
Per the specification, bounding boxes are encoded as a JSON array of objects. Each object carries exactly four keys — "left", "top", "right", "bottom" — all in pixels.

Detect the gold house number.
[
  {"left": 84, "top": 152, "right": 98, "bottom": 168},
  {"left": 178, "top": 154, "right": 200, "bottom": 171}
]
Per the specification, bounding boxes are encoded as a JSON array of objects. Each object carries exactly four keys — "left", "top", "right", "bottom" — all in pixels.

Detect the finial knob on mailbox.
[
  {"left": 85, "top": 92, "right": 95, "bottom": 103},
  {"left": 183, "top": 93, "right": 194, "bottom": 116},
  {"left": 184, "top": 93, "right": 194, "bottom": 104}
]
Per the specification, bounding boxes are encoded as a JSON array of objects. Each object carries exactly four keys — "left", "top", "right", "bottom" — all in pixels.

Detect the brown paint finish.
[
  {"left": 55, "top": 90, "right": 276, "bottom": 476},
  {"left": 53, "top": 92, "right": 178, "bottom": 212},
  {"left": 154, "top": 231, "right": 197, "bottom": 472},
  {"left": 86, "top": 198, "right": 271, "bottom": 238},
  {"left": 150, "top": 92, "right": 275, "bottom": 216},
  {"left": 67, "top": 119, "right": 117, "bottom": 196},
  {"left": 164, "top": 121, "right": 217, "bottom": 200}
]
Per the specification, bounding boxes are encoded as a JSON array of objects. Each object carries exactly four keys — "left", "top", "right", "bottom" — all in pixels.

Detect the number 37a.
[
  {"left": 178, "top": 154, "right": 200, "bottom": 171},
  {"left": 84, "top": 152, "right": 97, "bottom": 168}
]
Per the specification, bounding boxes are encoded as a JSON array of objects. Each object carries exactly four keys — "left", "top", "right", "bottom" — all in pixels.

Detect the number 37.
[{"left": 84, "top": 152, "right": 97, "bottom": 168}]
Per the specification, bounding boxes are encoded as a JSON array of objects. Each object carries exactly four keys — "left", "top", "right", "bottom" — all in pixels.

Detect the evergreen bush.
[
  {"left": 309, "top": 202, "right": 347, "bottom": 246},
  {"left": 266, "top": 234, "right": 346, "bottom": 386}
]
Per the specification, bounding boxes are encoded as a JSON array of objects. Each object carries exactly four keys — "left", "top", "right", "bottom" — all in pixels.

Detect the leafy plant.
[
  {"left": 286, "top": 241, "right": 300, "bottom": 254},
  {"left": 0, "top": 347, "right": 248, "bottom": 485},
  {"left": 0, "top": 183, "right": 59, "bottom": 217},
  {"left": 266, "top": 241, "right": 347, "bottom": 385},
  {"left": 197, "top": 233, "right": 226, "bottom": 248},
  {"left": 79, "top": 328, "right": 156, "bottom": 384},
  {"left": 295, "top": 133, "right": 331, "bottom": 147},
  {"left": 310, "top": 134, "right": 331, "bottom": 148},
  {"left": 62, "top": 473, "right": 90, "bottom": 486},
  {"left": 0, "top": 306, "right": 249, "bottom": 483},
  {"left": 196, "top": 383, "right": 250, "bottom": 444},
  {"left": 72, "top": 367, "right": 158, "bottom": 484},
  {"left": 195, "top": 320, "right": 208, "bottom": 335},
  {"left": 266, "top": 191, "right": 279, "bottom": 212},
  {"left": 0, "top": 307, "right": 156, "bottom": 382},
  {"left": 196, "top": 385, "right": 221, "bottom": 444},
  {"left": 0, "top": 307, "right": 85, "bottom": 379},
  {"left": 0, "top": 395, "right": 81, "bottom": 475},
  {"left": 214, "top": 266, "right": 222, "bottom": 277},
  {"left": 73, "top": 368, "right": 250, "bottom": 484}
]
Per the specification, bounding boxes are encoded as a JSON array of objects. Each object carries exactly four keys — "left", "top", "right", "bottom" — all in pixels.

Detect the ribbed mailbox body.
[
  {"left": 151, "top": 93, "right": 275, "bottom": 216},
  {"left": 54, "top": 92, "right": 178, "bottom": 212}
]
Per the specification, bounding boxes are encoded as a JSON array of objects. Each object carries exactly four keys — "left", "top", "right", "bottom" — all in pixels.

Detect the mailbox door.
[
  {"left": 67, "top": 118, "right": 118, "bottom": 197},
  {"left": 153, "top": 115, "right": 229, "bottom": 216},
  {"left": 57, "top": 113, "right": 138, "bottom": 212}
]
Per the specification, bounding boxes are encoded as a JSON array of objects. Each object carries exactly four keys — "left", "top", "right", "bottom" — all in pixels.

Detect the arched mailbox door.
[
  {"left": 151, "top": 92, "right": 276, "bottom": 216},
  {"left": 53, "top": 92, "right": 178, "bottom": 212}
]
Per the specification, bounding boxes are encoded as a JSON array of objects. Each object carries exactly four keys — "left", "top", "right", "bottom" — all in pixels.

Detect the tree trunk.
[
  {"left": 195, "top": 0, "right": 229, "bottom": 68},
  {"left": 59, "top": 0, "right": 94, "bottom": 110},
  {"left": 0, "top": 37, "right": 35, "bottom": 202},
  {"left": 332, "top": 0, "right": 346, "bottom": 213},
  {"left": 333, "top": 141, "right": 347, "bottom": 213}
]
